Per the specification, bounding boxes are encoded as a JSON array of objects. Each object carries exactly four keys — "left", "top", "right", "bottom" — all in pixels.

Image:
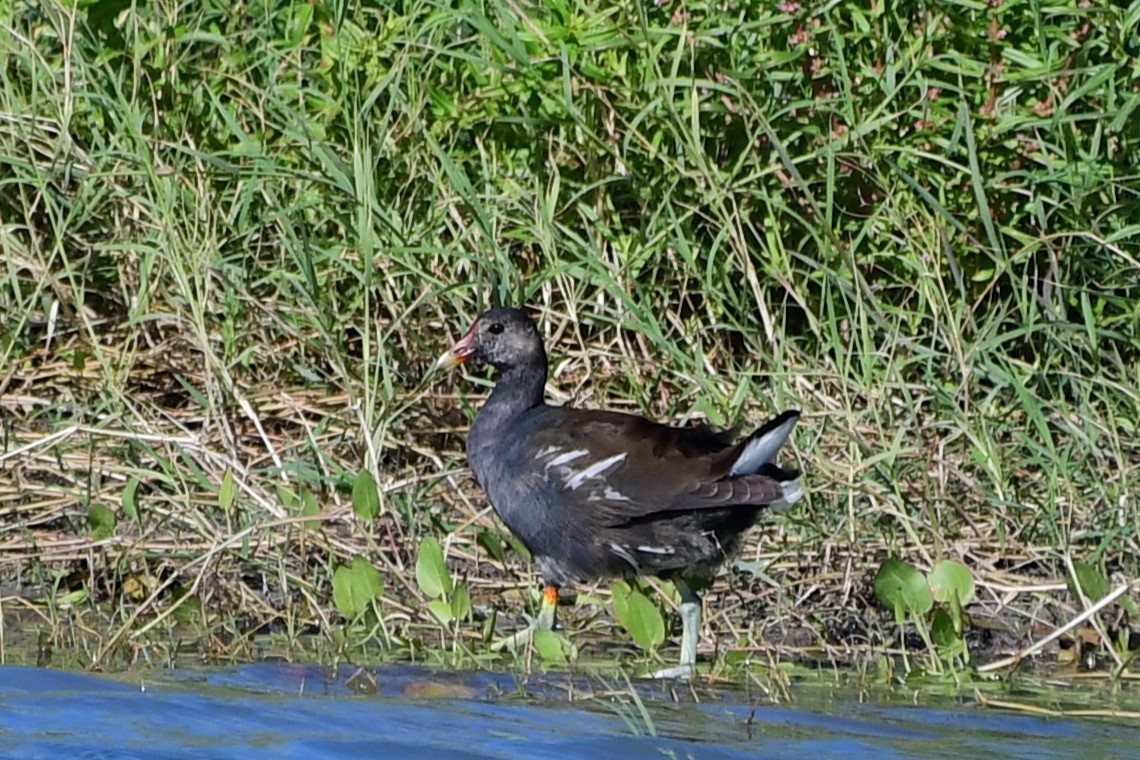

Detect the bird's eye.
[{"left": 488, "top": 322, "right": 504, "bottom": 335}]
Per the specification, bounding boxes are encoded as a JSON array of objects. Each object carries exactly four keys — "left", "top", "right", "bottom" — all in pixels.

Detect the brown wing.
[
  {"left": 526, "top": 407, "right": 770, "bottom": 524},
  {"left": 670, "top": 472, "right": 790, "bottom": 510}
]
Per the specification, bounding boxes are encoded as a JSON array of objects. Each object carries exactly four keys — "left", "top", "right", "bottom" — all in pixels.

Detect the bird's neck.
[{"left": 470, "top": 359, "right": 547, "bottom": 448}]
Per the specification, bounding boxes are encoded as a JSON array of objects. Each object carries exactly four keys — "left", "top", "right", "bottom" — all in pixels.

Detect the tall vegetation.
[{"left": 1, "top": 0, "right": 1136, "bottom": 673}]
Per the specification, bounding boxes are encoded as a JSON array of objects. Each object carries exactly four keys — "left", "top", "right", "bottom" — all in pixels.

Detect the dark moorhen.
[{"left": 435, "top": 308, "right": 803, "bottom": 677}]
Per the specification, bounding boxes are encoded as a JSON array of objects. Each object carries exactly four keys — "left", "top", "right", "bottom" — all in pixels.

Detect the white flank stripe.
[
  {"left": 564, "top": 452, "right": 627, "bottom": 490},
  {"left": 534, "top": 445, "right": 562, "bottom": 460},
  {"left": 544, "top": 449, "right": 589, "bottom": 472},
  {"left": 603, "top": 486, "right": 630, "bottom": 502},
  {"left": 636, "top": 545, "right": 675, "bottom": 555}
]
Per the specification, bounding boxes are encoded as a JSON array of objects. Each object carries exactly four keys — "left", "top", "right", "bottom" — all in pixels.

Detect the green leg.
[
  {"left": 491, "top": 585, "right": 558, "bottom": 652},
  {"left": 650, "top": 578, "right": 701, "bottom": 679},
  {"left": 535, "top": 584, "right": 558, "bottom": 631},
  {"left": 678, "top": 579, "right": 702, "bottom": 670}
]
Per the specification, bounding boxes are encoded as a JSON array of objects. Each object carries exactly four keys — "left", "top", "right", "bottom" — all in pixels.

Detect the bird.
[{"left": 434, "top": 307, "right": 803, "bottom": 677}]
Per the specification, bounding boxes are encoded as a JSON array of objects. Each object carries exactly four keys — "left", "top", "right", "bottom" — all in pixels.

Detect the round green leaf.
[
  {"left": 873, "top": 559, "right": 933, "bottom": 617},
  {"left": 415, "top": 536, "right": 453, "bottom": 599},
  {"left": 928, "top": 560, "right": 975, "bottom": 606},
  {"left": 612, "top": 580, "right": 665, "bottom": 651},
  {"left": 332, "top": 555, "right": 385, "bottom": 619},
  {"left": 351, "top": 470, "right": 381, "bottom": 520}
]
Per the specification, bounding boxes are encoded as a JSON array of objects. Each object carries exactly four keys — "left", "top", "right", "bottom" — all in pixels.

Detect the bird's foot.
[
  {"left": 646, "top": 580, "right": 701, "bottom": 679},
  {"left": 647, "top": 663, "right": 694, "bottom": 680},
  {"left": 489, "top": 625, "right": 535, "bottom": 653},
  {"left": 489, "top": 585, "right": 558, "bottom": 653}
]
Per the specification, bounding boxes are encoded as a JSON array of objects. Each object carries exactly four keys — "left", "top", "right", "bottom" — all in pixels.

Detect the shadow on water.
[{"left": 0, "top": 664, "right": 1136, "bottom": 759}]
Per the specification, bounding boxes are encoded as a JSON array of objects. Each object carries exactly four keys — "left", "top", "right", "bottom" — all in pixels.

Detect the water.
[{"left": 0, "top": 664, "right": 1135, "bottom": 759}]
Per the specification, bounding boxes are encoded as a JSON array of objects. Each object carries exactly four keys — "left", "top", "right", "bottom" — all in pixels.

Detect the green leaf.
[
  {"left": 332, "top": 556, "right": 385, "bottom": 619},
  {"left": 928, "top": 560, "right": 975, "bottom": 607},
  {"left": 276, "top": 485, "right": 297, "bottom": 511},
  {"left": 508, "top": 535, "right": 531, "bottom": 561},
  {"left": 351, "top": 470, "right": 381, "bottom": 520},
  {"left": 450, "top": 583, "right": 471, "bottom": 621},
  {"left": 428, "top": 598, "right": 454, "bottom": 625},
  {"left": 873, "top": 559, "right": 933, "bottom": 619},
  {"left": 415, "top": 536, "right": 452, "bottom": 599},
  {"left": 946, "top": 587, "right": 965, "bottom": 634},
  {"left": 692, "top": 396, "right": 726, "bottom": 428},
  {"left": 612, "top": 580, "right": 665, "bottom": 652},
  {"left": 300, "top": 488, "right": 321, "bottom": 531},
  {"left": 89, "top": 504, "right": 116, "bottom": 541},
  {"left": 1121, "top": 595, "right": 1138, "bottom": 616},
  {"left": 476, "top": 528, "right": 507, "bottom": 563},
  {"left": 121, "top": 476, "right": 141, "bottom": 525},
  {"left": 612, "top": 580, "right": 633, "bottom": 626},
  {"left": 172, "top": 591, "right": 203, "bottom": 627},
  {"left": 58, "top": 587, "right": 89, "bottom": 608},
  {"left": 930, "top": 607, "right": 961, "bottom": 649},
  {"left": 1070, "top": 560, "right": 1110, "bottom": 603},
  {"left": 219, "top": 468, "right": 236, "bottom": 513},
  {"left": 532, "top": 630, "right": 574, "bottom": 663}
]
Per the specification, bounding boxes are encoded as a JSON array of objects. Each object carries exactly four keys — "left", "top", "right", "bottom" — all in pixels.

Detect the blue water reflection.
[{"left": 0, "top": 664, "right": 1133, "bottom": 759}]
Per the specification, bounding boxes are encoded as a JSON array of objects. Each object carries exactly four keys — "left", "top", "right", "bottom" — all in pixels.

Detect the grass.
[{"left": 1, "top": 0, "right": 1138, "bottom": 697}]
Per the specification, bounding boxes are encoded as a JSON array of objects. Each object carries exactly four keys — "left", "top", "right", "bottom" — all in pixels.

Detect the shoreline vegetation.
[{"left": 1, "top": 0, "right": 1138, "bottom": 709}]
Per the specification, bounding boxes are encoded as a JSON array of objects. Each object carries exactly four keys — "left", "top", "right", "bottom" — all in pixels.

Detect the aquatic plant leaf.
[
  {"left": 89, "top": 504, "right": 116, "bottom": 541},
  {"left": 332, "top": 555, "right": 385, "bottom": 619},
  {"left": 612, "top": 580, "right": 665, "bottom": 652},
  {"left": 1070, "top": 561, "right": 1110, "bottom": 603},
  {"left": 873, "top": 559, "right": 933, "bottom": 618},
  {"left": 351, "top": 470, "right": 381, "bottom": 520},
  {"left": 928, "top": 560, "right": 975, "bottom": 606},
  {"left": 415, "top": 536, "right": 453, "bottom": 599}
]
